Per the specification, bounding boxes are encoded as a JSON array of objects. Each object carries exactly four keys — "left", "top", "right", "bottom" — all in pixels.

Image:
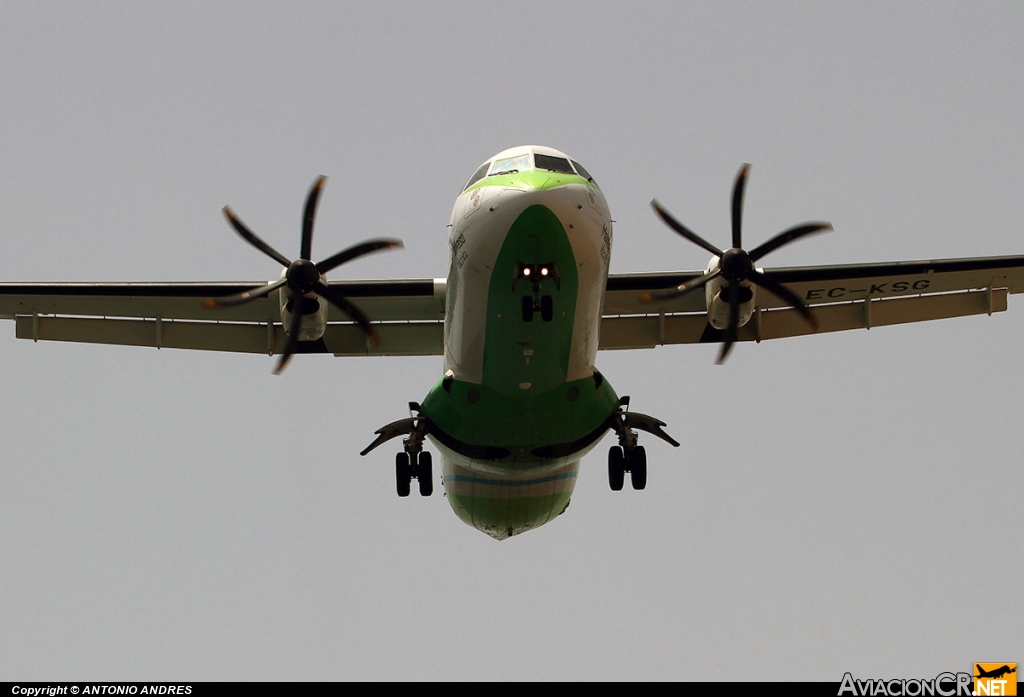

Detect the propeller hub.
[
  {"left": 286, "top": 258, "right": 320, "bottom": 293},
  {"left": 720, "top": 247, "right": 753, "bottom": 281}
]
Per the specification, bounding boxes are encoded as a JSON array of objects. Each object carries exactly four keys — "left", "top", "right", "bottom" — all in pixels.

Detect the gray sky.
[{"left": 1, "top": 1, "right": 1021, "bottom": 681}]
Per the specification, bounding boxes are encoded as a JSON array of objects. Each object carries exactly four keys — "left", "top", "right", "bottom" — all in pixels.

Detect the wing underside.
[
  {"left": 2, "top": 255, "right": 1024, "bottom": 356},
  {"left": 600, "top": 255, "right": 1024, "bottom": 349}
]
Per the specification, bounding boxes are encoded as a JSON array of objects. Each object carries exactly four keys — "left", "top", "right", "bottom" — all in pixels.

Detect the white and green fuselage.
[{"left": 418, "top": 146, "right": 620, "bottom": 539}]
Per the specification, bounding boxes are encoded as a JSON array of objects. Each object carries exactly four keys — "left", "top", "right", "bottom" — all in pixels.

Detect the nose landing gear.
[
  {"left": 521, "top": 294, "right": 554, "bottom": 322},
  {"left": 516, "top": 262, "right": 559, "bottom": 323}
]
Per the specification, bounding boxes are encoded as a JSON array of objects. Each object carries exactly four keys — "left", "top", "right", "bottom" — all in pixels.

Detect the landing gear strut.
[{"left": 393, "top": 406, "right": 433, "bottom": 498}]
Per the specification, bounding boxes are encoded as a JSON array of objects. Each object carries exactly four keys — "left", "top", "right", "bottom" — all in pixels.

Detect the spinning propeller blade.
[
  {"left": 205, "top": 177, "right": 403, "bottom": 373},
  {"left": 646, "top": 164, "right": 832, "bottom": 363}
]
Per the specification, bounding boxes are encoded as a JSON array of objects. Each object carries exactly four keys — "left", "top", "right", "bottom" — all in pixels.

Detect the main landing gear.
[
  {"left": 396, "top": 450, "right": 433, "bottom": 498},
  {"left": 608, "top": 445, "right": 647, "bottom": 491},
  {"left": 393, "top": 407, "right": 433, "bottom": 497},
  {"left": 606, "top": 396, "right": 679, "bottom": 492},
  {"left": 360, "top": 402, "right": 434, "bottom": 498}
]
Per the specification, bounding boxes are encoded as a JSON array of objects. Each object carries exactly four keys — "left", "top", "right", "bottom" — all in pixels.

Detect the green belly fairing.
[{"left": 421, "top": 374, "right": 618, "bottom": 454}]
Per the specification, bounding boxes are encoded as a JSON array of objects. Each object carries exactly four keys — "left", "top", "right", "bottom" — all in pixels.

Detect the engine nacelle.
[
  {"left": 279, "top": 284, "right": 329, "bottom": 342},
  {"left": 704, "top": 256, "right": 757, "bottom": 330}
]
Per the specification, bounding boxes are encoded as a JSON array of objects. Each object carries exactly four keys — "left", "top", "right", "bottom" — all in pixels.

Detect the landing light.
[{"left": 516, "top": 263, "right": 560, "bottom": 286}]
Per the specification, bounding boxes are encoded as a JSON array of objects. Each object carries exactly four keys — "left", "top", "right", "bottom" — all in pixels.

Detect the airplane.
[
  {"left": 4, "top": 144, "right": 1024, "bottom": 540},
  {"left": 975, "top": 665, "right": 1017, "bottom": 680}
]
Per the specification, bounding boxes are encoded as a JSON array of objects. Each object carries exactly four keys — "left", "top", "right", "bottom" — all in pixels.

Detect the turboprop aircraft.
[{"left": 4, "top": 145, "right": 1024, "bottom": 540}]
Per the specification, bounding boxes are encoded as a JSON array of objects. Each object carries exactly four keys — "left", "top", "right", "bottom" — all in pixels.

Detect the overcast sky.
[{"left": 1, "top": 1, "right": 1021, "bottom": 681}]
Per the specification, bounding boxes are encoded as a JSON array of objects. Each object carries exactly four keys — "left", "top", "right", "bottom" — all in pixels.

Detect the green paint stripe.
[{"left": 482, "top": 204, "right": 578, "bottom": 393}]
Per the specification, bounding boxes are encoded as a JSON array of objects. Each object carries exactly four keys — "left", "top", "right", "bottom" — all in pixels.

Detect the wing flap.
[
  {"left": 14, "top": 315, "right": 443, "bottom": 356},
  {"left": 598, "top": 288, "right": 1007, "bottom": 349}
]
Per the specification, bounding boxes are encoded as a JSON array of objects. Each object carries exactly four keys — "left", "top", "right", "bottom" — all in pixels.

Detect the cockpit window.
[
  {"left": 489, "top": 154, "right": 530, "bottom": 176},
  {"left": 571, "top": 160, "right": 595, "bottom": 183},
  {"left": 463, "top": 163, "right": 489, "bottom": 192},
  {"left": 534, "top": 154, "right": 575, "bottom": 174}
]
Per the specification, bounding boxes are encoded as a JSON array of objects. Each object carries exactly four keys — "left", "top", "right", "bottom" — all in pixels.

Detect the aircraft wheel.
[
  {"left": 396, "top": 452, "right": 412, "bottom": 497},
  {"left": 629, "top": 446, "right": 647, "bottom": 490},
  {"left": 541, "top": 295, "right": 554, "bottom": 322},
  {"left": 608, "top": 446, "right": 625, "bottom": 491},
  {"left": 521, "top": 296, "right": 534, "bottom": 322},
  {"left": 417, "top": 451, "right": 434, "bottom": 497}
]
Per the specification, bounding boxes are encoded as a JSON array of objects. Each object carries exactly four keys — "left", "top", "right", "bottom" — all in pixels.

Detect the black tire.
[
  {"left": 629, "top": 446, "right": 647, "bottom": 491},
  {"left": 608, "top": 446, "right": 625, "bottom": 491},
  {"left": 417, "top": 451, "right": 434, "bottom": 497},
  {"left": 521, "top": 296, "right": 534, "bottom": 322},
  {"left": 396, "top": 452, "right": 411, "bottom": 497},
  {"left": 541, "top": 294, "right": 554, "bottom": 322}
]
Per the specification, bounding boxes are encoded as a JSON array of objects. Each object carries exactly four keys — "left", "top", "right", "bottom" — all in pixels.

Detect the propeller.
[
  {"left": 204, "top": 176, "right": 403, "bottom": 374},
  {"left": 644, "top": 164, "right": 832, "bottom": 364}
]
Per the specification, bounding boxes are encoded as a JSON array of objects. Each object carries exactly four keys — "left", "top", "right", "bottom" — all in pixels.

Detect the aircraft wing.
[
  {"left": 0, "top": 280, "right": 447, "bottom": 357},
  {"left": 5, "top": 255, "right": 1024, "bottom": 357},
  {"left": 600, "top": 255, "right": 1024, "bottom": 349}
]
